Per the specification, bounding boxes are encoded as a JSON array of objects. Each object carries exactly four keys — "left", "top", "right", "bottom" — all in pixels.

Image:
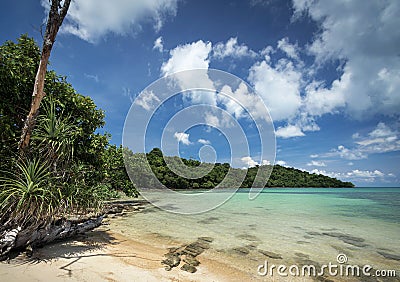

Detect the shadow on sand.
[{"left": 8, "top": 229, "right": 143, "bottom": 277}]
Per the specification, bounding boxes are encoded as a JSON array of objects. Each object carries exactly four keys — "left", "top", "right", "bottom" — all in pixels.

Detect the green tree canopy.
[{"left": 0, "top": 35, "right": 138, "bottom": 196}]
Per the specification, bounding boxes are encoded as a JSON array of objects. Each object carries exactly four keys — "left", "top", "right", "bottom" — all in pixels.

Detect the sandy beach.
[
  {"left": 0, "top": 220, "right": 252, "bottom": 282},
  {"left": 1, "top": 192, "right": 398, "bottom": 282}
]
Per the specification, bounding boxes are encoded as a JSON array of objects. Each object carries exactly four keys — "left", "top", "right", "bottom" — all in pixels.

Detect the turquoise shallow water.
[{"left": 113, "top": 188, "right": 400, "bottom": 278}]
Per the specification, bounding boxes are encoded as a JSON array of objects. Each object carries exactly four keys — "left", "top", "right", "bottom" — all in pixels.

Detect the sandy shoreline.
[
  {"left": 2, "top": 198, "right": 386, "bottom": 282},
  {"left": 0, "top": 222, "right": 254, "bottom": 282}
]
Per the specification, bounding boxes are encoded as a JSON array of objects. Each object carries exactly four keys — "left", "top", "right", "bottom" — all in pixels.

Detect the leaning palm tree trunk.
[
  {"left": 19, "top": 0, "right": 71, "bottom": 152},
  {"left": 0, "top": 217, "right": 104, "bottom": 259}
]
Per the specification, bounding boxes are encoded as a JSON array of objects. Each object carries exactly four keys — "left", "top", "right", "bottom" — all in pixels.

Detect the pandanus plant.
[
  {"left": 1, "top": 100, "right": 77, "bottom": 230},
  {"left": 32, "top": 99, "right": 76, "bottom": 174},
  {"left": 0, "top": 157, "right": 61, "bottom": 230}
]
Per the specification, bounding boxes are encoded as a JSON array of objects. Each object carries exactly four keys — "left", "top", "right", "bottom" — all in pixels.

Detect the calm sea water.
[{"left": 112, "top": 188, "right": 400, "bottom": 278}]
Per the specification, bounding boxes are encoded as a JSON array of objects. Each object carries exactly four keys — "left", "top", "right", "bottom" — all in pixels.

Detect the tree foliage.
[
  {"left": 101, "top": 145, "right": 138, "bottom": 197},
  {"left": 0, "top": 35, "right": 109, "bottom": 171},
  {"left": 0, "top": 35, "right": 138, "bottom": 232},
  {"left": 0, "top": 35, "right": 39, "bottom": 167}
]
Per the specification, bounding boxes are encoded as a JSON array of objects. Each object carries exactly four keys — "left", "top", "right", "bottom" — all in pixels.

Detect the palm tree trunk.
[
  {"left": 0, "top": 216, "right": 104, "bottom": 259},
  {"left": 18, "top": 0, "right": 71, "bottom": 152}
]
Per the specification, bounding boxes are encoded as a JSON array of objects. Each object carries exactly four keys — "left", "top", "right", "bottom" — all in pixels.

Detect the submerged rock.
[
  {"left": 183, "top": 255, "right": 200, "bottom": 266},
  {"left": 258, "top": 249, "right": 283, "bottom": 259},
  {"left": 183, "top": 242, "right": 206, "bottom": 256},
  {"left": 161, "top": 237, "right": 213, "bottom": 273},
  {"left": 307, "top": 231, "right": 322, "bottom": 236},
  {"left": 181, "top": 263, "right": 197, "bottom": 273},
  {"left": 198, "top": 237, "right": 213, "bottom": 243},
  {"left": 245, "top": 243, "right": 258, "bottom": 250},
  {"left": 297, "top": 240, "right": 311, "bottom": 244},
  {"left": 294, "top": 252, "right": 310, "bottom": 259},
  {"left": 161, "top": 253, "right": 181, "bottom": 270},
  {"left": 235, "top": 233, "right": 261, "bottom": 242},
  {"left": 232, "top": 247, "right": 250, "bottom": 256},
  {"left": 378, "top": 251, "right": 400, "bottom": 261},
  {"left": 197, "top": 217, "right": 219, "bottom": 224},
  {"left": 322, "top": 232, "right": 368, "bottom": 248}
]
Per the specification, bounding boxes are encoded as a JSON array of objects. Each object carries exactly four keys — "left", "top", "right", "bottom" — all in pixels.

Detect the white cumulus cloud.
[
  {"left": 217, "top": 82, "right": 271, "bottom": 122},
  {"left": 275, "top": 125, "right": 305, "bottom": 139},
  {"left": 304, "top": 80, "right": 346, "bottom": 116},
  {"left": 213, "top": 37, "right": 257, "bottom": 59},
  {"left": 241, "top": 156, "right": 271, "bottom": 168},
  {"left": 161, "top": 40, "right": 212, "bottom": 75},
  {"left": 275, "top": 160, "right": 287, "bottom": 166},
  {"left": 160, "top": 41, "right": 216, "bottom": 105},
  {"left": 322, "top": 122, "right": 399, "bottom": 161},
  {"left": 248, "top": 58, "right": 302, "bottom": 122},
  {"left": 241, "top": 156, "right": 259, "bottom": 168},
  {"left": 42, "top": 0, "right": 179, "bottom": 43},
  {"left": 277, "top": 37, "right": 300, "bottom": 61},
  {"left": 174, "top": 132, "right": 192, "bottom": 145}
]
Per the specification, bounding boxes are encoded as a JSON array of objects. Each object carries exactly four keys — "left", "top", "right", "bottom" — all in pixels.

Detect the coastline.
[
  {"left": 1, "top": 190, "right": 398, "bottom": 282},
  {"left": 0, "top": 223, "right": 252, "bottom": 282}
]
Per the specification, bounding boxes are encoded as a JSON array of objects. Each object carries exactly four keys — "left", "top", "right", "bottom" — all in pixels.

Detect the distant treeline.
[{"left": 124, "top": 148, "right": 355, "bottom": 189}]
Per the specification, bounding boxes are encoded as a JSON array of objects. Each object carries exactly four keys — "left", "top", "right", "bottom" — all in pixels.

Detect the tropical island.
[{"left": 131, "top": 148, "right": 354, "bottom": 189}]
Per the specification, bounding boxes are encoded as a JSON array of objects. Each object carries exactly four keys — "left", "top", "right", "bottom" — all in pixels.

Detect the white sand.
[{"left": 0, "top": 226, "right": 250, "bottom": 282}]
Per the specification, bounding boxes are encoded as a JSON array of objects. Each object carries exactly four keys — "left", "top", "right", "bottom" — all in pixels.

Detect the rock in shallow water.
[
  {"left": 294, "top": 252, "right": 309, "bottom": 259},
  {"left": 161, "top": 253, "right": 181, "bottom": 270},
  {"left": 258, "top": 249, "right": 283, "bottom": 259},
  {"left": 198, "top": 237, "right": 213, "bottom": 243},
  {"left": 322, "top": 232, "right": 368, "bottom": 248},
  {"left": 378, "top": 251, "right": 400, "bottom": 261},
  {"left": 161, "top": 237, "right": 213, "bottom": 273},
  {"left": 183, "top": 242, "right": 206, "bottom": 256},
  {"left": 181, "top": 263, "right": 197, "bottom": 273},
  {"left": 183, "top": 255, "right": 200, "bottom": 266},
  {"left": 232, "top": 247, "right": 250, "bottom": 256}
]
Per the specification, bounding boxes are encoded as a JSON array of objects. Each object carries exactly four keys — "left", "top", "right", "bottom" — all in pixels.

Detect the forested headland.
[{"left": 126, "top": 148, "right": 355, "bottom": 189}]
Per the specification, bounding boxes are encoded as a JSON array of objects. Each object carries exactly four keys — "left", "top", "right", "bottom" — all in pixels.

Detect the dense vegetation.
[
  {"left": 0, "top": 35, "right": 138, "bottom": 232},
  {"left": 124, "top": 148, "right": 354, "bottom": 189}
]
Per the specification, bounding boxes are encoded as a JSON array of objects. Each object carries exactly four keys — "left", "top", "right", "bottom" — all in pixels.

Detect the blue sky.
[{"left": 1, "top": 0, "right": 399, "bottom": 187}]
